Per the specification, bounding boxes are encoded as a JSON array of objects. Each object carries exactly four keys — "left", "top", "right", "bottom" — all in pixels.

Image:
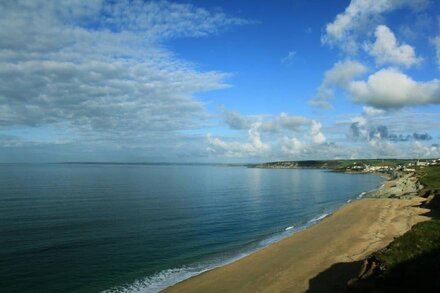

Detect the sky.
[{"left": 1, "top": 0, "right": 440, "bottom": 163}]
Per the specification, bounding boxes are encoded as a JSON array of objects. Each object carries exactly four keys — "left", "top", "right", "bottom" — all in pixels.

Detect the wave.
[
  {"left": 308, "top": 213, "right": 329, "bottom": 223},
  {"left": 357, "top": 191, "right": 367, "bottom": 199},
  {"left": 103, "top": 264, "right": 217, "bottom": 293},
  {"left": 104, "top": 207, "right": 350, "bottom": 292},
  {"left": 102, "top": 250, "right": 256, "bottom": 293}
]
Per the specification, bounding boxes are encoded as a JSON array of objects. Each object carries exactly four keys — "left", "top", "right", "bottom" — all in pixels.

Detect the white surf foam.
[
  {"left": 103, "top": 210, "right": 343, "bottom": 293},
  {"left": 102, "top": 250, "right": 256, "bottom": 293},
  {"left": 103, "top": 264, "right": 219, "bottom": 293},
  {"left": 308, "top": 213, "right": 329, "bottom": 223}
]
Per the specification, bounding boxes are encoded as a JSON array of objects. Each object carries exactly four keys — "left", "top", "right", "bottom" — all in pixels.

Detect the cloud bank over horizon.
[{"left": 0, "top": 0, "right": 439, "bottom": 162}]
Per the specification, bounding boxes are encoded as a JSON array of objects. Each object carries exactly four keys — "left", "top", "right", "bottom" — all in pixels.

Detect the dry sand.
[{"left": 164, "top": 197, "right": 430, "bottom": 293}]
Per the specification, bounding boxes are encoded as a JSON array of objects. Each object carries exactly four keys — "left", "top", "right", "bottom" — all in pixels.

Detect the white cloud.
[
  {"left": 221, "top": 109, "right": 311, "bottom": 133},
  {"left": 348, "top": 68, "right": 440, "bottom": 109},
  {"left": 211, "top": 111, "right": 331, "bottom": 158},
  {"left": 411, "top": 141, "right": 440, "bottom": 158},
  {"left": 322, "top": 0, "right": 427, "bottom": 53},
  {"left": 363, "top": 106, "right": 386, "bottom": 116},
  {"left": 281, "top": 136, "right": 303, "bottom": 155},
  {"left": 367, "top": 136, "right": 401, "bottom": 156},
  {"left": 257, "top": 113, "right": 311, "bottom": 133},
  {"left": 310, "top": 60, "right": 367, "bottom": 108},
  {"left": 248, "top": 123, "right": 271, "bottom": 152},
  {"left": 365, "top": 25, "right": 421, "bottom": 67},
  {"left": 207, "top": 123, "right": 270, "bottom": 157},
  {"left": 310, "top": 121, "right": 326, "bottom": 144},
  {"left": 277, "top": 113, "right": 311, "bottom": 131},
  {"left": 0, "top": 0, "right": 249, "bottom": 146}
]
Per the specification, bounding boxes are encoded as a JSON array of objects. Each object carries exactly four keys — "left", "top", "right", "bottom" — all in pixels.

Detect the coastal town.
[
  {"left": 249, "top": 158, "right": 440, "bottom": 175},
  {"left": 250, "top": 158, "right": 440, "bottom": 200},
  {"left": 345, "top": 158, "right": 440, "bottom": 174}
]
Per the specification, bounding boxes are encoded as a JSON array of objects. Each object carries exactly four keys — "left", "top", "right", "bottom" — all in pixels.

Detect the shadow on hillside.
[
  {"left": 308, "top": 196, "right": 440, "bottom": 292},
  {"left": 307, "top": 248, "right": 440, "bottom": 293},
  {"left": 420, "top": 209, "right": 440, "bottom": 219},
  {"left": 306, "top": 261, "right": 363, "bottom": 293}
]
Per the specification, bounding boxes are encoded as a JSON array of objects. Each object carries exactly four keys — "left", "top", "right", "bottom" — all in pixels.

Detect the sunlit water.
[{"left": 0, "top": 164, "right": 383, "bottom": 292}]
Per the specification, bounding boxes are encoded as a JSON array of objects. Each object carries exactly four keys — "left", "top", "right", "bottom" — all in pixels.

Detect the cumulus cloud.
[
  {"left": 211, "top": 110, "right": 332, "bottom": 158},
  {"left": 207, "top": 123, "right": 270, "bottom": 157},
  {"left": 310, "top": 121, "right": 326, "bottom": 144},
  {"left": 278, "top": 121, "right": 327, "bottom": 157},
  {"left": 280, "top": 136, "right": 303, "bottom": 155},
  {"left": 0, "top": 0, "right": 249, "bottom": 147},
  {"left": 348, "top": 68, "right": 440, "bottom": 109},
  {"left": 210, "top": 110, "right": 331, "bottom": 158},
  {"left": 310, "top": 60, "right": 367, "bottom": 108},
  {"left": 365, "top": 25, "right": 421, "bottom": 67},
  {"left": 411, "top": 141, "right": 440, "bottom": 158},
  {"left": 349, "top": 122, "right": 390, "bottom": 141},
  {"left": 322, "top": 0, "right": 427, "bottom": 53}
]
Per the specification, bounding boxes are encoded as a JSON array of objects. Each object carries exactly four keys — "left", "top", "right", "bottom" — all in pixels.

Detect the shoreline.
[{"left": 163, "top": 172, "right": 429, "bottom": 292}]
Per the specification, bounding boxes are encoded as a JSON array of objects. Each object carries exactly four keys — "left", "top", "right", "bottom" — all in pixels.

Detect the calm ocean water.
[{"left": 0, "top": 164, "right": 383, "bottom": 292}]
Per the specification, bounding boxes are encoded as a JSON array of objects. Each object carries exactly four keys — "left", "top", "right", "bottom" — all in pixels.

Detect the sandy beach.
[{"left": 164, "top": 194, "right": 430, "bottom": 292}]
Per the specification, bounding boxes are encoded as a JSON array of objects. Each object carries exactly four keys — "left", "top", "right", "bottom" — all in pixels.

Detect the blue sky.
[{"left": 0, "top": 0, "right": 440, "bottom": 162}]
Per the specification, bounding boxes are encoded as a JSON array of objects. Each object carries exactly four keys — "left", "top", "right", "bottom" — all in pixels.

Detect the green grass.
[
  {"left": 365, "top": 166, "right": 440, "bottom": 292},
  {"left": 418, "top": 166, "right": 440, "bottom": 190},
  {"left": 365, "top": 220, "right": 440, "bottom": 292},
  {"left": 374, "top": 220, "right": 440, "bottom": 269}
]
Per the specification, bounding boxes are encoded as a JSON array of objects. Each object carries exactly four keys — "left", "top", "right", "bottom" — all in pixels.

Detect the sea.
[{"left": 0, "top": 163, "right": 383, "bottom": 292}]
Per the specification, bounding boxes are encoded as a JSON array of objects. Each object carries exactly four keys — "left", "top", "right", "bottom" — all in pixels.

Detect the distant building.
[{"left": 347, "top": 162, "right": 368, "bottom": 171}]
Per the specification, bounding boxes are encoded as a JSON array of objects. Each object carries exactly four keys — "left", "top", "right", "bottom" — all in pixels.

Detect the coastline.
[{"left": 163, "top": 172, "right": 430, "bottom": 292}]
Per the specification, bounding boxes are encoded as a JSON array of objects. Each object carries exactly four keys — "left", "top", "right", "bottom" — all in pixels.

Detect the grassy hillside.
[
  {"left": 418, "top": 166, "right": 440, "bottom": 190},
  {"left": 350, "top": 166, "right": 440, "bottom": 292},
  {"left": 350, "top": 220, "right": 440, "bottom": 292}
]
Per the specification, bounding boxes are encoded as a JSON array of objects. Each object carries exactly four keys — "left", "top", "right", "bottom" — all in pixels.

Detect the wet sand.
[{"left": 164, "top": 197, "right": 430, "bottom": 292}]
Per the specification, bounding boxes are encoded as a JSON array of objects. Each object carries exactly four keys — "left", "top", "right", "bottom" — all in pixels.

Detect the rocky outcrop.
[{"left": 368, "top": 173, "right": 422, "bottom": 199}]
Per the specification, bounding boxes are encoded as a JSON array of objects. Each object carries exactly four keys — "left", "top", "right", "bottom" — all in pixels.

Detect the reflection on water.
[{"left": 0, "top": 164, "right": 383, "bottom": 293}]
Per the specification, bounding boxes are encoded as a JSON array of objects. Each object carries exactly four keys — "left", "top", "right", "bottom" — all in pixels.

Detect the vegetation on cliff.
[
  {"left": 418, "top": 165, "right": 440, "bottom": 190},
  {"left": 349, "top": 166, "right": 440, "bottom": 292}
]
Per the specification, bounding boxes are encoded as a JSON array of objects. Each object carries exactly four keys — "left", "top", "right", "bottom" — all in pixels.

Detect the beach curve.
[{"left": 163, "top": 196, "right": 430, "bottom": 292}]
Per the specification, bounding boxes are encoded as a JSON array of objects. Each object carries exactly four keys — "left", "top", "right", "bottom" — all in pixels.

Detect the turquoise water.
[{"left": 0, "top": 164, "right": 383, "bottom": 292}]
